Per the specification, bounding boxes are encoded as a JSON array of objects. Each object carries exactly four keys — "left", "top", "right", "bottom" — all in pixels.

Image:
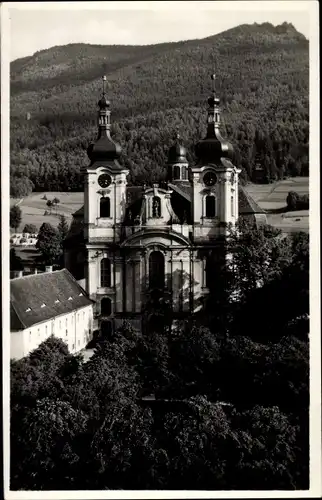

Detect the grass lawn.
[
  {"left": 10, "top": 192, "right": 84, "bottom": 230},
  {"left": 244, "top": 176, "right": 309, "bottom": 233}
]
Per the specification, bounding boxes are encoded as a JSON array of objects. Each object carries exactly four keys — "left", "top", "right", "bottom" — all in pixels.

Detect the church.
[{"left": 64, "top": 75, "right": 266, "bottom": 335}]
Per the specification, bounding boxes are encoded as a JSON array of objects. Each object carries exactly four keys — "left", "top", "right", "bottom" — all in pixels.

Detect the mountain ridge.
[
  {"left": 11, "top": 21, "right": 307, "bottom": 65},
  {"left": 10, "top": 22, "right": 309, "bottom": 195}
]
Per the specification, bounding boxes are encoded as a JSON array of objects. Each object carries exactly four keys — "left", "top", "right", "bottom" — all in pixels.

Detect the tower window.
[
  {"left": 205, "top": 195, "right": 216, "bottom": 218},
  {"left": 149, "top": 251, "right": 165, "bottom": 289},
  {"left": 100, "top": 197, "right": 110, "bottom": 218},
  {"left": 173, "top": 165, "right": 181, "bottom": 180},
  {"left": 231, "top": 195, "right": 234, "bottom": 217},
  {"left": 152, "top": 196, "right": 161, "bottom": 218},
  {"left": 101, "top": 297, "right": 112, "bottom": 316},
  {"left": 182, "top": 166, "right": 189, "bottom": 180},
  {"left": 100, "top": 258, "right": 111, "bottom": 287}
]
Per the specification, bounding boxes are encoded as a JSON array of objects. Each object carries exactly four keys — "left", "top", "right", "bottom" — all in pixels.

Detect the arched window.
[
  {"left": 101, "top": 297, "right": 112, "bottom": 316},
  {"left": 182, "top": 166, "right": 189, "bottom": 180},
  {"left": 100, "top": 197, "right": 110, "bottom": 218},
  {"left": 100, "top": 258, "right": 111, "bottom": 287},
  {"left": 205, "top": 195, "right": 216, "bottom": 218},
  {"left": 152, "top": 196, "right": 161, "bottom": 218},
  {"left": 173, "top": 165, "right": 181, "bottom": 180},
  {"left": 149, "top": 251, "right": 165, "bottom": 289},
  {"left": 231, "top": 195, "right": 234, "bottom": 217}
]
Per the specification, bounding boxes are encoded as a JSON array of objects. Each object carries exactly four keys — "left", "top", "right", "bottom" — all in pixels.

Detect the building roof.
[
  {"left": 170, "top": 182, "right": 265, "bottom": 216},
  {"left": 238, "top": 185, "right": 266, "bottom": 214},
  {"left": 72, "top": 206, "right": 84, "bottom": 217},
  {"left": 168, "top": 181, "right": 192, "bottom": 201},
  {"left": 10, "top": 269, "right": 93, "bottom": 330}
]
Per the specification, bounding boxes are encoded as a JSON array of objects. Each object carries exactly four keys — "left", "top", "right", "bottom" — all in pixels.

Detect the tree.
[
  {"left": 46, "top": 199, "right": 53, "bottom": 214},
  {"left": 36, "top": 222, "right": 62, "bottom": 265},
  {"left": 11, "top": 398, "right": 88, "bottom": 490},
  {"left": 231, "top": 405, "right": 300, "bottom": 489},
  {"left": 10, "top": 205, "right": 22, "bottom": 231},
  {"left": 286, "top": 191, "right": 300, "bottom": 210},
  {"left": 10, "top": 176, "right": 34, "bottom": 198},
  {"left": 57, "top": 214, "right": 69, "bottom": 243},
  {"left": 22, "top": 223, "right": 37, "bottom": 234},
  {"left": 52, "top": 197, "right": 60, "bottom": 215},
  {"left": 10, "top": 248, "right": 24, "bottom": 271},
  {"left": 226, "top": 220, "right": 292, "bottom": 303}
]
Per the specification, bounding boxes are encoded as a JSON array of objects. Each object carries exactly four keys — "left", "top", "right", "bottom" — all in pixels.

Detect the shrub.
[
  {"left": 286, "top": 191, "right": 309, "bottom": 211},
  {"left": 286, "top": 191, "right": 300, "bottom": 210},
  {"left": 23, "top": 224, "right": 37, "bottom": 234}
]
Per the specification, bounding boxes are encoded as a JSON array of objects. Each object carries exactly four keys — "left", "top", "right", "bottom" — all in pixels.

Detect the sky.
[{"left": 6, "top": 1, "right": 314, "bottom": 61}]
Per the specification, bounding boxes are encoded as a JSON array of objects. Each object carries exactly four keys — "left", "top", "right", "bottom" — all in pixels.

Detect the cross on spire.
[
  {"left": 102, "top": 75, "right": 107, "bottom": 95},
  {"left": 211, "top": 73, "right": 216, "bottom": 94}
]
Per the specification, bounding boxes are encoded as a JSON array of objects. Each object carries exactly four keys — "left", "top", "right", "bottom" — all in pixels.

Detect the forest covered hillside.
[{"left": 10, "top": 22, "right": 309, "bottom": 195}]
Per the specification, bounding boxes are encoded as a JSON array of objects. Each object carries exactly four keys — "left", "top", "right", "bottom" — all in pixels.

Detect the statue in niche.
[{"left": 152, "top": 196, "right": 161, "bottom": 218}]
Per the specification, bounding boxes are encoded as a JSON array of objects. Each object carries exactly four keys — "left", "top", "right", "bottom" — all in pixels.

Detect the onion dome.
[
  {"left": 168, "top": 133, "right": 188, "bottom": 164},
  {"left": 97, "top": 93, "right": 110, "bottom": 110},
  {"left": 87, "top": 76, "right": 122, "bottom": 164},
  {"left": 195, "top": 74, "right": 234, "bottom": 164}
]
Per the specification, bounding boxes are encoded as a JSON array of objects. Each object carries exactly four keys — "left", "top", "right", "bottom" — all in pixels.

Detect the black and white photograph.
[{"left": 1, "top": 1, "right": 320, "bottom": 497}]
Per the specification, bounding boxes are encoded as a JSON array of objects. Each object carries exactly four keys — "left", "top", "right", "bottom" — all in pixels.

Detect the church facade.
[{"left": 64, "top": 75, "right": 266, "bottom": 335}]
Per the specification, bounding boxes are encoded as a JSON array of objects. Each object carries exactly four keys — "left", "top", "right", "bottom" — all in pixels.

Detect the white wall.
[{"left": 10, "top": 305, "right": 94, "bottom": 360}]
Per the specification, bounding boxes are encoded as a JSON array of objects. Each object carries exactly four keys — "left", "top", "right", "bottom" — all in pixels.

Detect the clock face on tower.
[
  {"left": 98, "top": 174, "right": 112, "bottom": 188},
  {"left": 203, "top": 171, "right": 217, "bottom": 187}
]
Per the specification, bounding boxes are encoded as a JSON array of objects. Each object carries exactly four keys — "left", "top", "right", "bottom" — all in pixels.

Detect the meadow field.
[
  {"left": 10, "top": 191, "right": 84, "bottom": 230},
  {"left": 244, "top": 176, "right": 309, "bottom": 233},
  {"left": 10, "top": 177, "right": 309, "bottom": 234}
]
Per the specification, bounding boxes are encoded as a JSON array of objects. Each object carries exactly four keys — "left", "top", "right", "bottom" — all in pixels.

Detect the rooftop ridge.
[
  {"left": 239, "top": 185, "right": 267, "bottom": 214},
  {"left": 10, "top": 268, "right": 65, "bottom": 281}
]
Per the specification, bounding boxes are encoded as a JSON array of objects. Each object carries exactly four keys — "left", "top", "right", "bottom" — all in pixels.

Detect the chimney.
[
  {"left": 34, "top": 268, "right": 38, "bottom": 275},
  {"left": 45, "top": 265, "right": 53, "bottom": 273},
  {"left": 14, "top": 270, "right": 23, "bottom": 279}
]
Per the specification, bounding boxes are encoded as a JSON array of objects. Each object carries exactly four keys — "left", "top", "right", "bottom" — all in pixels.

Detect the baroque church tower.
[
  {"left": 191, "top": 74, "right": 241, "bottom": 240},
  {"left": 83, "top": 77, "right": 129, "bottom": 326}
]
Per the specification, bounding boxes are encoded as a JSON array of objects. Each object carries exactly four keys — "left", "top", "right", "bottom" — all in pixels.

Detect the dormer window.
[
  {"left": 41, "top": 303, "right": 46, "bottom": 308},
  {"left": 79, "top": 293, "right": 83, "bottom": 296},
  {"left": 68, "top": 296, "right": 73, "bottom": 301},
  {"left": 26, "top": 307, "right": 31, "bottom": 312},
  {"left": 55, "top": 299, "right": 60, "bottom": 303}
]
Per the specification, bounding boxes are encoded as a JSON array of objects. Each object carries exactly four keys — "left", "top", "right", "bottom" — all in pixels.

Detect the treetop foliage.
[{"left": 10, "top": 227, "right": 309, "bottom": 489}]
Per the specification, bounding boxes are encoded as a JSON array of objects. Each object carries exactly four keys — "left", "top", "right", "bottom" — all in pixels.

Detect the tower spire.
[
  {"left": 102, "top": 75, "right": 107, "bottom": 96},
  {"left": 97, "top": 76, "right": 111, "bottom": 136},
  {"left": 206, "top": 73, "right": 221, "bottom": 137},
  {"left": 195, "top": 74, "right": 234, "bottom": 163},
  {"left": 211, "top": 72, "right": 216, "bottom": 95},
  {"left": 87, "top": 77, "right": 122, "bottom": 164}
]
